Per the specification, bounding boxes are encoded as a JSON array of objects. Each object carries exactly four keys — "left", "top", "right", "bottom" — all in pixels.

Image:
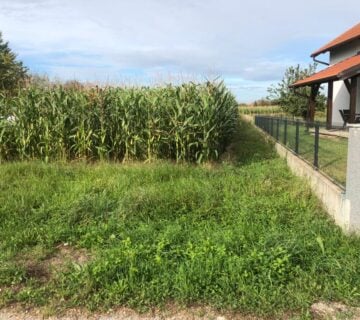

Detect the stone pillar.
[{"left": 345, "top": 124, "right": 360, "bottom": 232}]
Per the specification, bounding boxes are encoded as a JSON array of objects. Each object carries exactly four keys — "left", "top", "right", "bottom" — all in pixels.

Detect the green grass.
[{"left": 1, "top": 120, "right": 360, "bottom": 318}]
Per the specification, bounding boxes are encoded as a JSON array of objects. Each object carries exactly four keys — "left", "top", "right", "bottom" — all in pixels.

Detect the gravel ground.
[{"left": 0, "top": 305, "right": 261, "bottom": 320}]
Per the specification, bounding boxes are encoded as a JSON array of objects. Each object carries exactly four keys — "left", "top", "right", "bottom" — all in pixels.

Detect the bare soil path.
[{"left": 0, "top": 305, "right": 260, "bottom": 320}]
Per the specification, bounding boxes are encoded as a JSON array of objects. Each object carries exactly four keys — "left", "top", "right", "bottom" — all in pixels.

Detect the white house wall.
[
  {"left": 331, "top": 81, "right": 360, "bottom": 127},
  {"left": 332, "top": 81, "right": 350, "bottom": 126},
  {"left": 329, "top": 40, "right": 360, "bottom": 126},
  {"left": 329, "top": 40, "right": 360, "bottom": 64}
]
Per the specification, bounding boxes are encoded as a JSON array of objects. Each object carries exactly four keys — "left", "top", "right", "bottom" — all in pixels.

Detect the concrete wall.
[
  {"left": 274, "top": 143, "right": 348, "bottom": 229},
  {"left": 329, "top": 40, "right": 360, "bottom": 126}
]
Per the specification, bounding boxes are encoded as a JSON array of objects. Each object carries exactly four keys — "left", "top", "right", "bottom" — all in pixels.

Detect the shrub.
[{"left": 0, "top": 32, "right": 28, "bottom": 92}]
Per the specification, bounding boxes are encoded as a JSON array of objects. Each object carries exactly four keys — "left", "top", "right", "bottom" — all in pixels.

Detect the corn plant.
[{"left": 0, "top": 82, "right": 238, "bottom": 163}]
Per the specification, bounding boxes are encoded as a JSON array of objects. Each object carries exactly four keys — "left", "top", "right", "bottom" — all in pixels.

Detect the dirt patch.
[
  {"left": 219, "top": 142, "right": 237, "bottom": 162},
  {"left": 0, "top": 304, "right": 266, "bottom": 320},
  {"left": 311, "top": 301, "right": 360, "bottom": 319},
  {"left": 24, "top": 261, "right": 50, "bottom": 283},
  {"left": 0, "top": 283, "right": 24, "bottom": 296},
  {"left": 49, "top": 243, "right": 90, "bottom": 269},
  {"left": 16, "top": 243, "right": 91, "bottom": 284}
]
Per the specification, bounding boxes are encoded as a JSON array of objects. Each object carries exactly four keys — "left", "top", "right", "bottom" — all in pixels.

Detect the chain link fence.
[{"left": 254, "top": 116, "right": 348, "bottom": 188}]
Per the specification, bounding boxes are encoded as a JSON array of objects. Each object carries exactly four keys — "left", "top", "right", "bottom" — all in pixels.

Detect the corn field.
[
  {"left": 238, "top": 105, "right": 283, "bottom": 115},
  {"left": 0, "top": 82, "right": 238, "bottom": 163}
]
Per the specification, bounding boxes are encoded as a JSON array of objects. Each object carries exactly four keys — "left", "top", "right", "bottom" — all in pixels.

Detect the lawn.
[{"left": 1, "top": 120, "right": 360, "bottom": 318}]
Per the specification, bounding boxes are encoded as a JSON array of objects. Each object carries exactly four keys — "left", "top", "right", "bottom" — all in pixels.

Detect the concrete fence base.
[{"left": 274, "top": 143, "right": 350, "bottom": 231}]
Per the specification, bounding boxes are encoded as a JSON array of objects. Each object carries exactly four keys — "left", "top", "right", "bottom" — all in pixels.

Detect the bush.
[{"left": 0, "top": 32, "right": 28, "bottom": 91}]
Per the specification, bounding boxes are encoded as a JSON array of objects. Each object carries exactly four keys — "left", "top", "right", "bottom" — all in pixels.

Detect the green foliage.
[
  {"left": 1, "top": 121, "right": 360, "bottom": 317},
  {"left": 253, "top": 98, "right": 277, "bottom": 107},
  {"left": 0, "top": 32, "right": 28, "bottom": 91},
  {"left": 267, "top": 64, "right": 326, "bottom": 118},
  {"left": 0, "top": 81, "right": 238, "bottom": 163}
]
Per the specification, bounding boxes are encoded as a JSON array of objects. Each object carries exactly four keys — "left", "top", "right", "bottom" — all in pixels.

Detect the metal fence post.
[
  {"left": 264, "top": 117, "right": 267, "bottom": 132},
  {"left": 314, "top": 123, "right": 319, "bottom": 168},
  {"left": 270, "top": 117, "right": 274, "bottom": 137},
  {"left": 295, "top": 120, "right": 300, "bottom": 154},
  {"left": 284, "top": 119, "right": 287, "bottom": 145},
  {"left": 276, "top": 119, "right": 279, "bottom": 141},
  {"left": 264, "top": 117, "right": 267, "bottom": 133}
]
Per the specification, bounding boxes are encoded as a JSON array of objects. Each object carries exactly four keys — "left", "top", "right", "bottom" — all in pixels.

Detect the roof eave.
[
  {"left": 338, "top": 67, "right": 360, "bottom": 80},
  {"left": 290, "top": 74, "right": 342, "bottom": 88}
]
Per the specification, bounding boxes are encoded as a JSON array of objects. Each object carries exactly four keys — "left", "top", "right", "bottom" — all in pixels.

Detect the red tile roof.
[
  {"left": 291, "top": 54, "right": 360, "bottom": 87},
  {"left": 311, "top": 23, "right": 360, "bottom": 57}
]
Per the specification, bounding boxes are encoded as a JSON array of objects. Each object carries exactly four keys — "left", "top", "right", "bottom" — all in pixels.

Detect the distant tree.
[
  {"left": 0, "top": 32, "right": 28, "bottom": 91},
  {"left": 28, "top": 75, "right": 88, "bottom": 90},
  {"left": 252, "top": 98, "right": 275, "bottom": 107},
  {"left": 63, "top": 79, "right": 84, "bottom": 90},
  {"left": 267, "top": 64, "right": 326, "bottom": 118},
  {"left": 29, "top": 74, "right": 52, "bottom": 88}
]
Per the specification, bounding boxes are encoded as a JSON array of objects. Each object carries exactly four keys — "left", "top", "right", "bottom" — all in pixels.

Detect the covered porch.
[{"left": 291, "top": 54, "right": 360, "bottom": 129}]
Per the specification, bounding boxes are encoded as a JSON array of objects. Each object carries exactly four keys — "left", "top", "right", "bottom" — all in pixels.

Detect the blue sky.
[{"left": 0, "top": 0, "right": 358, "bottom": 102}]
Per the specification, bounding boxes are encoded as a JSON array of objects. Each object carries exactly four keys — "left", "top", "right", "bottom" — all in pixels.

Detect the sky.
[{"left": 0, "top": 0, "right": 358, "bottom": 102}]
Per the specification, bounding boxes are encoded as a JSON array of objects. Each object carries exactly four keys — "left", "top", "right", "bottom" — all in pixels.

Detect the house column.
[
  {"left": 309, "top": 84, "right": 320, "bottom": 123},
  {"left": 349, "top": 76, "right": 358, "bottom": 123},
  {"left": 326, "top": 81, "right": 333, "bottom": 129}
]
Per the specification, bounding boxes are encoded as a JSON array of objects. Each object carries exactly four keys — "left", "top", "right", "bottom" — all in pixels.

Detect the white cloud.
[{"left": 0, "top": 0, "right": 358, "bottom": 101}]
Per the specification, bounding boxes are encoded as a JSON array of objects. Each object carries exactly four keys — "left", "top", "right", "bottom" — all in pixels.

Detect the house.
[{"left": 291, "top": 22, "right": 360, "bottom": 128}]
